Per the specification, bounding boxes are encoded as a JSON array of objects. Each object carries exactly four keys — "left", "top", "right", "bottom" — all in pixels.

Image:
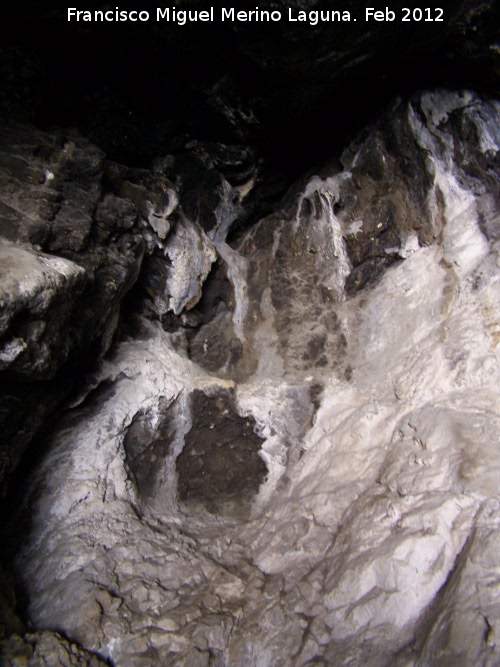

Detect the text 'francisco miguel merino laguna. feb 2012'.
[{"left": 67, "top": 7, "right": 445, "bottom": 25}]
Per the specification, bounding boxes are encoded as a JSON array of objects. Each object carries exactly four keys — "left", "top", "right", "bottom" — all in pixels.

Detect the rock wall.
[
  {"left": 2, "top": 90, "right": 500, "bottom": 666},
  {"left": 0, "top": 122, "right": 253, "bottom": 494},
  {"left": 0, "top": 123, "right": 142, "bottom": 491}
]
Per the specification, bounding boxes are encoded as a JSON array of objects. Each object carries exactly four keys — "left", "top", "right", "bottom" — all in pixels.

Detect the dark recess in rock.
[
  {"left": 123, "top": 399, "right": 177, "bottom": 502},
  {"left": 186, "top": 259, "right": 238, "bottom": 372},
  {"left": 176, "top": 389, "right": 267, "bottom": 508}
]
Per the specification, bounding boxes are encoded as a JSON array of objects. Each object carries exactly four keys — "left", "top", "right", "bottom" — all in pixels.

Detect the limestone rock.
[
  {"left": 0, "top": 240, "right": 86, "bottom": 377},
  {"left": 9, "top": 90, "right": 500, "bottom": 667},
  {"left": 0, "top": 631, "right": 108, "bottom": 666},
  {"left": 0, "top": 130, "right": 125, "bottom": 381},
  {"left": 176, "top": 388, "right": 267, "bottom": 510},
  {"left": 0, "top": 123, "right": 146, "bottom": 489},
  {"left": 163, "top": 216, "right": 217, "bottom": 316}
]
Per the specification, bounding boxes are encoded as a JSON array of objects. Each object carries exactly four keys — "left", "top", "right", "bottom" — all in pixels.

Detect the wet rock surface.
[{"left": 1, "top": 89, "right": 499, "bottom": 666}]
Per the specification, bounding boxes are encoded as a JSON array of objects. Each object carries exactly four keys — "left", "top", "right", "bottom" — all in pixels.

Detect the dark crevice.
[{"left": 176, "top": 389, "right": 267, "bottom": 512}]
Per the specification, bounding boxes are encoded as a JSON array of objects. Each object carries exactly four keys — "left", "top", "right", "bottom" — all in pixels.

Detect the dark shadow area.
[
  {"left": 1, "top": 1, "right": 499, "bottom": 180},
  {"left": 177, "top": 388, "right": 267, "bottom": 509}
]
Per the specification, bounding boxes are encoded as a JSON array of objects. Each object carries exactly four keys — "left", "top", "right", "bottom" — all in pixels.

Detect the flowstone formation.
[{"left": 3, "top": 89, "right": 500, "bottom": 666}]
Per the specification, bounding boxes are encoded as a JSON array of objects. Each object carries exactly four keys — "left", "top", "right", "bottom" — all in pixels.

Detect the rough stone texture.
[
  {"left": 193, "top": 90, "right": 492, "bottom": 382},
  {"left": 122, "top": 398, "right": 177, "bottom": 503},
  {"left": 0, "top": 122, "right": 148, "bottom": 491},
  {"left": 0, "top": 631, "right": 108, "bottom": 666},
  {"left": 0, "top": 241, "right": 86, "bottom": 378},
  {"left": 176, "top": 388, "right": 267, "bottom": 512},
  {"left": 0, "top": 113, "right": 258, "bottom": 503},
  {"left": 6, "top": 90, "right": 500, "bottom": 667}
]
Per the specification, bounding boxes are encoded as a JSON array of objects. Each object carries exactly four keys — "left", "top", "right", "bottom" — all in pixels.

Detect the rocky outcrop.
[
  {"left": 0, "top": 119, "right": 256, "bottom": 654},
  {"left": 0, "top": 121, "right": 252, "bottom": 493},
  {"left": 0, "top": 631, "right": 108, "bottom": 666},
  {"left": 0, "top": 123, "right": 145, "bottom": 490},
  {"left": 5, "top": 90, "right": 500, "bottom": 666}
]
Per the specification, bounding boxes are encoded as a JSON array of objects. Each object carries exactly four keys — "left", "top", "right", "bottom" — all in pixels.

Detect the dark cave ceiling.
[{"left": 1, "top": 0, "right": 499, "bottom": 174}]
